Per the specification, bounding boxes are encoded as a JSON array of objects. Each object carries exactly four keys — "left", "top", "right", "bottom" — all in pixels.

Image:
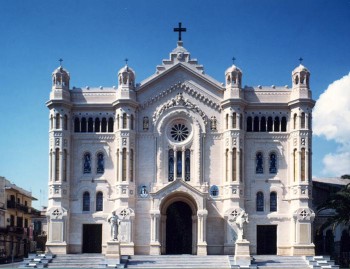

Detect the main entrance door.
[
  {"left": 257, "top": 225, "right": 277, "bottom": 255},
  {"left": 166, "top": 201, "right": 192, "bottom": 254},
  {"left": 82, "top": 224, "right": 102, "bottom": 253}
]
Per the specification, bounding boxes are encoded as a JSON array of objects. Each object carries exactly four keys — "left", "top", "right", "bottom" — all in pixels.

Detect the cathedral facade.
[{"left": 46, "top": 40, "right": 315, "bottom": 256}]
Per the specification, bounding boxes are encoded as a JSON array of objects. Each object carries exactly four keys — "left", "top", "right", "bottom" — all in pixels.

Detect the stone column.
[
  {"left": 197, "top": 210, "right": 207, "bottom": 255},
  {"left": 150, "top": 210, "right": 161, "bottom": 255}
]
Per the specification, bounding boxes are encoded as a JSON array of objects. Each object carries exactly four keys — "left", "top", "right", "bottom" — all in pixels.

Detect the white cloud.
[{"left": 313, "top": 72, "right": 350, "bottom": 176}]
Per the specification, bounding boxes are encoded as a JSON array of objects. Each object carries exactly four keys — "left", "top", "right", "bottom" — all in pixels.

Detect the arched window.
[
  {"left": 88, "top": 117, "right": 94, "bottom": 132},
  {"left": 270, "top": 192, "right": 277, "bottom": 212},
  {"left": 55, "top": 148, "right": 60, "bottom": 181},
  {"left": 232, "top": 148, "right": 237, "bottom": 181},
  {"left": 269, "top": 152, "right": 277, "bottom": 174},
  {"left": 122, "top": 148, "right": 127, "bottom": 181},
  {"left": 261, "top": 117, "right": 266, "bottom": 132},
  {"left": 168, "top": 149, "right": 174, "bottom": 181},
  {"left": 50, "top": 115, "right": 54, "bottom": 130},
  {"left": 256, "top": 192, "right": 264, "bottom": 212},
  {"left": 122, "top": 113, "right": 127, "bottom": 129},
  {"left": 97, "top": 152, "right": 104, "bottom": 174},
  {"left": 130, "top": 149, "right": 134, "bottom": 182},
  {"left": 83, "top": 153, "right": 91, "bottom": 174},
  {"left": 293, "top": 149, "right": 297, "bottom": 182},
  {"left": 281, "top": 116, "right": 287, "bottom": 132},
  {"left": 274, "top": 117, "right": 280, "bottom": 132},
  {"left": 130, "top": 114, "right": 134, "bottom": 130},
  {"left": 63, "top": 149, "right": 67, "bottom": 181},
  {"left": 226, "top": 114, "right": 229, "bottom": 129},
  {"left": 96, "top": 192, "right": 103, "bottom": 212},
  {"left": 247, "top": 116, "right": 252, "bottom": 132},
  {"left": 74, "top": 117, "right": 80, "bottom": 132},
  {"left": 81, "top": 118, "right": 87, "bottom": 132},
  {"left": 308, "top": 113, "right": 312, "bottom": 130},
  {"left": 101, "top": 118, "right": 107, "bottom": 132},
  {"left": 256, "top": 152, "right": 263, "bottom": 174},
  {"left": 82, "top": 192, "right": 90, "bottom": 212},
  {"left": 176, "top": 151, "right": 182, "bottom": 178},
  {"left": 293, "top": 113, "right": 297, "bottom": 130},
  {"left": 301, "top": 112, "right": 306, "bottom": 129},
  {"left": 267, "top": 117, "right": 273, "bottom": 132},
  {"left": 55, "top": 113, "right": 60, "bottom": 129},
  {"left": 185, "top": 149, "right": 191, "bottom": 181},
  {"left": 108, "top": 117, "right": 114, "bottom": 132},
  {"left": 301, "top": 148, "right": 305, "bottom": 181},
  {"left": 253, "top": 116, "right": 259, "bottom": 132},
  {"left": 225, "top": 149, "right": 229, "bottom": 182},
  {"left": 239, "top": 149, "right": 243, "bottom": 182},
  {"left": 232, "top": 113, "right": 237, "bottom": 128},
  {"left": 95, "top": 118, "right": 100, "bottom": 132},
  {"left": 64, "top": 115, "right": 68, "bottom": 130}
]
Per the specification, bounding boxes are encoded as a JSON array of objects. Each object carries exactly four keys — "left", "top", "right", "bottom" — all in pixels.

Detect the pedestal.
[
  {"left": 149, "top": 242, "right": 161, "bottom": 255},
  {"left": 197, "top": 242, "right": 207, "bottom": 255},
  {"left": 234, "top": 239, "right": 251, "bottom": 266},
  {"left": 106, "top": 241, "right": 120, "bottom": 266}
]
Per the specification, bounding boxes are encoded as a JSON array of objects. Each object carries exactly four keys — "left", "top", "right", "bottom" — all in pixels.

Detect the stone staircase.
[
  {"left": 250, "top": 255, "right": 311, "bottom": 269},
  {"left": 47, "top": 253, "right": 106, "bottom": 268},
  {"left": 305, "top": 256, "right": 339, "bottom": 269},
  {"left": 126, "top": 255, "right": 231, "bottom": 268}
]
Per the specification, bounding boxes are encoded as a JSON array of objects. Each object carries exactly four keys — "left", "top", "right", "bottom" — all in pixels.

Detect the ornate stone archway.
[{"left": 149, "top": 179, "right": 208, "bottom": 255}]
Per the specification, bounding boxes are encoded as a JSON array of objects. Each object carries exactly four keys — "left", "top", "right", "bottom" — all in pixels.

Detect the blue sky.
[{"left": 0, "top": 0, "right": 349, "bottom": 208}]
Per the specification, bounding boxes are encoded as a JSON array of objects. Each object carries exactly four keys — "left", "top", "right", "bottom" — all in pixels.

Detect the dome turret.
[
  {"left": 225, "top": 64, "right": 242, "bottom": 88},
  {"left": 292, "top": 63, "right": 310, "bottom": 89},
  {"left": 52, "top": 64, "right": 70, "bottom": 89},
  {"left": 118, "top": 63, "right": 135, "bottom": 89}
]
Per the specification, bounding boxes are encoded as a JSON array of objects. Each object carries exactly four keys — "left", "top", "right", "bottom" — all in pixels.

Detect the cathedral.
[{"left": 45, "top": 30, "right": 315, "bottom": 256}]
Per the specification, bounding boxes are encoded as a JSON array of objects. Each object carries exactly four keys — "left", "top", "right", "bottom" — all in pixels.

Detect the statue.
[
  {"left": 235, "top": 210, "right": 249, "bottom": 241},
  {"left": 107, "top": 211, "right": 121, "bottom": 241}
]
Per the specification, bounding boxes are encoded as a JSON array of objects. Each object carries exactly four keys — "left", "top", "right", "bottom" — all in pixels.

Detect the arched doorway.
[
  {"left": 166, "top": 201, "right": 192, "bottom": 254},
  {"left": 160, "top": 192, "right": 198, "bottom": 255}
]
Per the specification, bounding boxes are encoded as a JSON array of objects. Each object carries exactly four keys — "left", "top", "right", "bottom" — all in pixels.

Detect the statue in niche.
[
  {"left": 83, "top": 153, "right": 91, "bottom": 174},
  {"left": 269, "top": 153, "right": 277, "bottom": 174},
  {"left": 256, "top": 152, "right": 263, "bottom": 174},
  {"left": 97, "top": 153, "right": 104, "bottom": 174},
  {"left": 143, "top": 117, "right": 149, "bottom": 131},
  {"left": 235, "top": 210, "right": 249, "bottom": 241},
  {"left": 210, "top": 116, "right": 217, "bottom": 131},
  {"left": 107, "top": 211, "right": 121, "bottom": 241}
]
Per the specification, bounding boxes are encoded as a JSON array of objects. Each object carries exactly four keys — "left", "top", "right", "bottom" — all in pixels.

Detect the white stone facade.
[{"left": 46, "top": 41, "right": 315, "bottom": 256}]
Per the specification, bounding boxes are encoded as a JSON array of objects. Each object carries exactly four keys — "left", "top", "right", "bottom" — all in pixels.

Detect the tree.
[{"left": 317, "top": 183, "right": 350, "bottom": 230}]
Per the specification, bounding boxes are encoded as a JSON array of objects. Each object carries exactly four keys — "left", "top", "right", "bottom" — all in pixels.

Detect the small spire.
[
  {"left": 59, "top": 58, "right": 63, "bottom": 66},
  {"left": 124, "top": 58, "right": 129, "bottom": 66},
  {"left": 299, "top": 57, "right": 303, "bottom": 64}
]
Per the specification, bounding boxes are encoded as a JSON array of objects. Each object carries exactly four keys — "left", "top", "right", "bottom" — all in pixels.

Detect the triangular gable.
[{"left": 151, "top": 178, "right": 206, "bottom": 200}]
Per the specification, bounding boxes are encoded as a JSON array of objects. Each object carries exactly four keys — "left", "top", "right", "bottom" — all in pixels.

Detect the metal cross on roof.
[
  {"left": 299, "top": 57, "right": 303, "bottom": 64},
  {"left": 59, "top": 58, "right": 63, "bottom": 66},
  {"left": 124, "top": 58, "right": 128, "bottom": 66},
  {"left": 173, "top": 22, "right": 187, "bottom": 41},
  {"left": 232, "top": 57, "right": 236, "bottom": 64}
]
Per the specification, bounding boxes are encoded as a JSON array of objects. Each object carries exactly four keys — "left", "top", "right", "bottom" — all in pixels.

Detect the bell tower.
[{"left": 46, "top": 60, "right": 72, "bottom": 254}]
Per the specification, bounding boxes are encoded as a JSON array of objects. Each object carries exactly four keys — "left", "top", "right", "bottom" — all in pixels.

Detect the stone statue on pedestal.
[
  {"left": 235, "top": 210, "right": 249, "bottom": 241},
  {"left": 108, "top": 211, "right": 121, "bottom": 241}
]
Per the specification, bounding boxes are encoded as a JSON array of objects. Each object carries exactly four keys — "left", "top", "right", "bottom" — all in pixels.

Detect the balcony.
[{"left": 7, "top": 200, "right": 29, "bottom": 213}]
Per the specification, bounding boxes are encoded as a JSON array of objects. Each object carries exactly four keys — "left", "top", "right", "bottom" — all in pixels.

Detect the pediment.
[{"left": 150, "top": 179, "right": 207, "bottom": 211}]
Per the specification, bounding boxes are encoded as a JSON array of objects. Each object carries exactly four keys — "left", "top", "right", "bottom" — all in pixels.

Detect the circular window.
[{"left": 170, "top": 123, "right": 189, "bottom": 142}]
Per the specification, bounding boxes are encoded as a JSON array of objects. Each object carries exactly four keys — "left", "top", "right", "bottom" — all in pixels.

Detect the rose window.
[{"left": 171, "top": 123, "right": 189, "bottom": 142}]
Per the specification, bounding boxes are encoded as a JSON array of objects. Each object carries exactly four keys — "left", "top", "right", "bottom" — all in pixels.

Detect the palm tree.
[{"left": 317, "top": 183, "right": 350, "bottom": 230}]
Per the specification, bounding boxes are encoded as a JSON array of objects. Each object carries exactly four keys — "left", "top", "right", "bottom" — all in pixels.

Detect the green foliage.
[{"left": 317, "top": 184, "right": 350, "bottom": 230}]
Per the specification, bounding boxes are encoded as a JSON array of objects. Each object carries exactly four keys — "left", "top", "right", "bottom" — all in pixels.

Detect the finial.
[
  {"left": 59, "top": 58, "right": 63, "bottom": 66},
  {"left": 299, "top": 57, "right": 303, "bottom": 64},
  {"left": 173, "top": 22, "right": 187, "bottom": 41},
  {"left": 124, "top": 58, "right": 128, "bottom": 66},
  {"left": 232, "top": 57, "right": 236, "bottom": 64}
]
